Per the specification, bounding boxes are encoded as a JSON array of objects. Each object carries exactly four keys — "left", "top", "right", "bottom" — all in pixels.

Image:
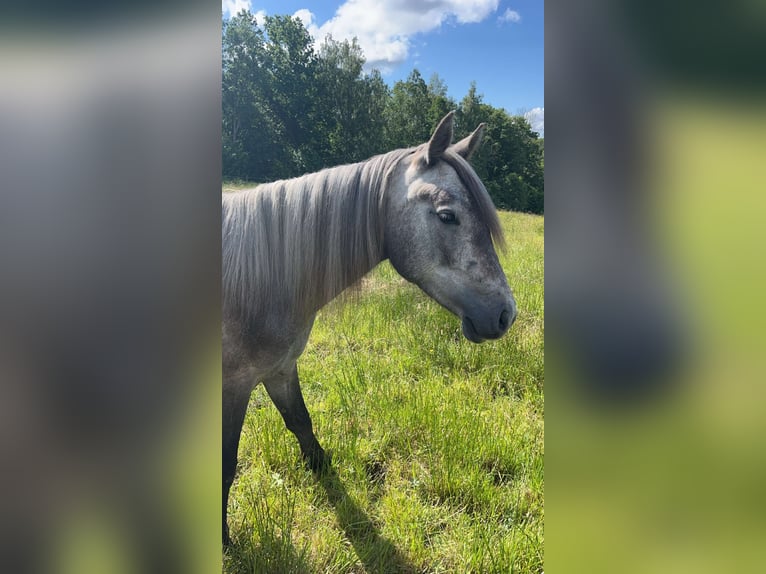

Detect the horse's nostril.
[
  {"left": 499, "top": 309, "right": 510, "bottom": 331},
  {"left": 498, "top": 305, "right": 517, "bottom": 332}
]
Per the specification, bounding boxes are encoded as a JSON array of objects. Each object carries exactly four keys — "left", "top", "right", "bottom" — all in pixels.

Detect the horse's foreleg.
[
  {"left": 222, "top": 380, "right": 251, "bottom": 546},
  {"left": 263, "top": 365, "right": 328, "bottom": 472}
]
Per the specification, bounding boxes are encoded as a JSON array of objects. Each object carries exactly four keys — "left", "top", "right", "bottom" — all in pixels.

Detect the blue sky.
[{"left": 222, "top": 0, "right": 544, "bottom": 134}]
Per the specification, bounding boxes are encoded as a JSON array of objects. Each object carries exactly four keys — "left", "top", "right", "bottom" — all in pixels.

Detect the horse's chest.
[{"left": 223, "top": 314, "right": 315, "bottom": 384}]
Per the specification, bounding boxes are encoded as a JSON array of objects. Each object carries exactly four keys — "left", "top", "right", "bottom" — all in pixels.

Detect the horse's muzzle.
[{"left": 462, "top": 299, "right": 516, "bottom": 343}]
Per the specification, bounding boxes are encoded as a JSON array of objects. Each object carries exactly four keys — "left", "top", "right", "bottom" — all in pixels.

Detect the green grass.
[{"left": 224, "top": 211, "right": 544, "bottom": 573}]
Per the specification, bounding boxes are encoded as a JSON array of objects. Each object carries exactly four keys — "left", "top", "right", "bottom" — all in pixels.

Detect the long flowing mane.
[
  {"left": 222, "top": 147, "right": 414, "bottom": 321},
  {"left": 222, "top": 144, "right": 504, "bottom": 323},
  {"left": 441, "top": 148, "right": 505, "bottom": 251}
]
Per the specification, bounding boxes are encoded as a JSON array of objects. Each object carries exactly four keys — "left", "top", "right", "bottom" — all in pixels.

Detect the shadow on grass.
[{"left": 319, "top": 468, "right": 418, "bottom": 574}]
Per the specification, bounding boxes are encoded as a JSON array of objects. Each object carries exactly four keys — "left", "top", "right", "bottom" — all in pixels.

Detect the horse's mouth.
[{"left": 461, "top": 316, "right": 486, "bottom": 344}]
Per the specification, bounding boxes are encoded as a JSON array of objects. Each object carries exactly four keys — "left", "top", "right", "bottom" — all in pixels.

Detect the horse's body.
[{"left": 222, "top": 112, "right": 516, "bottom": 545}]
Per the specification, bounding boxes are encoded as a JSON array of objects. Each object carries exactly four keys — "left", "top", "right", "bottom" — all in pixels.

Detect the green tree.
[
  {"left": 384, "top": 69, "right": 432, "bottom": 148},
  {"left": 261, "top": 15, "right": 322, "bottom": 174},
  {"left": 316, "top": 35, "right": 388, "bottom": 166},
  {"left": 456, "top": 84, "right": 544, "bottom": 212},
  {"left": 222, "top": 13, "right": 323, "bottom": 181},
  {"left": 222, "top": 11, "right": 287, "bottom": 180},
  {"left": 455, "top": 81, "right": 491, "bottom": 137},
  {"left": 426, "top": 73, "right": 457, "bottom": 131}
]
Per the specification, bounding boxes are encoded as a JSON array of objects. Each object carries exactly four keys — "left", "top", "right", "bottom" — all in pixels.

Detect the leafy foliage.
[{"left": 222, "top": 12, "right": 544, "bottom": 213}]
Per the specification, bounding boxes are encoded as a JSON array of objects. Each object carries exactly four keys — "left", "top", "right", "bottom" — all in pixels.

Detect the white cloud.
[
  {"left": 498, "top": 8, "right": 521, "bottom": 24},
  {"left": 222, "top": 0, "right": 252, "bottom": 17},
  {"left": 524, "top": 107, "right": 544, "bottom": 136},
  {"left": 293, "top": 8, "right": 314, "bottom": 29},
  {"left": 289, "top": 0, "right": 500, "bottom": 72}
]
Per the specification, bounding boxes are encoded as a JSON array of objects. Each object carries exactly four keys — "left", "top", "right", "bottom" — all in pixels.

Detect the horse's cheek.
[
  {"left": 383, "top": 209, "right": 413, "bottom": 272},
  {"left": 387, "top": 237, "right": 416, "bottom": 282}
]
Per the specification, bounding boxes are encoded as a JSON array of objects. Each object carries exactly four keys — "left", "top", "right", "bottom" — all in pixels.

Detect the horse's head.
[{"left": 384, "top": 112, "right": 516, "bottom": 343}]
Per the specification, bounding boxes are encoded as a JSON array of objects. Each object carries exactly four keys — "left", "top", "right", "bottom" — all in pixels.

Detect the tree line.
[{"left": 223, "top": 12, "right": 544, "bottom": 213}]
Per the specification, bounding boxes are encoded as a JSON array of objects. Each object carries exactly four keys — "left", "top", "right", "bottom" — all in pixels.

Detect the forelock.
[{"left": 440, "top": 149, "right": 506, "bottom": 251}]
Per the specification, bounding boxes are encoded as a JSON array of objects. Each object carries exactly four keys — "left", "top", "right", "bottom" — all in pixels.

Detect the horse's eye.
[{"left": 437, "top": 210, "right": 458, "bottom": 224}]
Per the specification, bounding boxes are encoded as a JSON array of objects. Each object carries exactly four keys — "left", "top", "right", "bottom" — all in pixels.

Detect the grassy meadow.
[{"left": 224, "top": 210, "right": 544, "bottom": 573}]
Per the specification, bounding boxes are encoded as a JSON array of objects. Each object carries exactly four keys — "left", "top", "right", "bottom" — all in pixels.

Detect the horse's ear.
[
  {"left": 425, "top": 111, "right": 455, "bottom": 165},
  {"left": 451, "top": 123, "right": 486, "bottom": 160}
]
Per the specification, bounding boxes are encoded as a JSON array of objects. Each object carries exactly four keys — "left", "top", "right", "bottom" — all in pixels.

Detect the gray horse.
[{"left": 222, "top": 112, "right": 516, "bottom": 545}]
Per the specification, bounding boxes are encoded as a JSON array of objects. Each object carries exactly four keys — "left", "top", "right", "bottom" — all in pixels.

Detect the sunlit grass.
[{"left": 224, "top": 211, "right": 544, "bottom": 573}]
